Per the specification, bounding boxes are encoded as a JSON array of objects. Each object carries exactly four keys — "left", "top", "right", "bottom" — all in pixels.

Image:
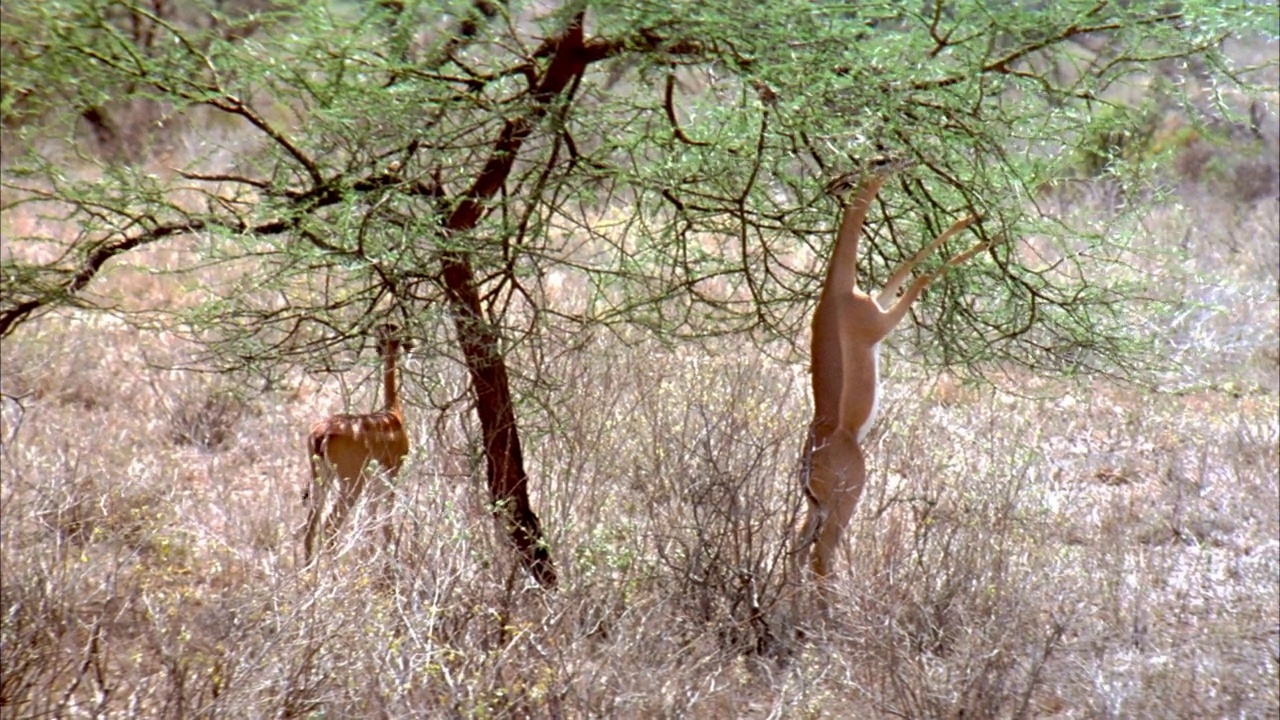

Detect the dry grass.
[
  {"left": 3, "top": 51, "right": 1279, "bottom": 714},
  {"left": 2, "top": 183, "right": 1277, "bottom": 718}
]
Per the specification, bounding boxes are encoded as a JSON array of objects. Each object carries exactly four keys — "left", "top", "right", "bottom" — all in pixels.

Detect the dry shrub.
[
  {"left": 539, "top": 345, "right": 806, "bottom": 657},
  {"left": 155, "top": 376, "right": 249, "bottom": 451},
  {"left": 784, "top": 365, "right": 1280, "bottom": 718},
  {"left": 3, "top": 81, "right": 1278, "bottom": 720},
  {"left": 3, "top": 183, "right": 1278, "bottom": 714}
]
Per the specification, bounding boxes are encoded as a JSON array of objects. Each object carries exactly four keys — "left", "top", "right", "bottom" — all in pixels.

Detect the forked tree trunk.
[{"left": 435, "top": 12, "right": 596, "bottom": 588}]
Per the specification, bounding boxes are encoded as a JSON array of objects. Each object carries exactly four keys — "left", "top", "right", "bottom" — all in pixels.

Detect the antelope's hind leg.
[
  {"left": 302, "top": 473, "right": 328, "bottom": 566},
  {"left": 807, "top": 432, "right": 868, "bottom": 579},
  {"left": 309, "top": 448, "right": 367, "bottom": 559}
]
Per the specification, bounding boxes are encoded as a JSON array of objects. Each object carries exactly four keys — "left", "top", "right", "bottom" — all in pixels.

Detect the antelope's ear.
[
  {"left": 824, "top": 172, "right": 861, "bottom": 199},
  {"left": 866, "top": 154, "right": 914, "bottom": 176}
]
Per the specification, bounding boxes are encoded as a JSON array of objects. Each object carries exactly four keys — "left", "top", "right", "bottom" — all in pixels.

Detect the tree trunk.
[
  {"left": 435, "top": 12, "right": 593, "bottom": 588},
  {"left": 438, "top": 252, "right": 556, "bottom": 587}
]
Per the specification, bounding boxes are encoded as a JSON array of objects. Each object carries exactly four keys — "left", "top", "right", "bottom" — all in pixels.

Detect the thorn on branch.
[{"left": 664, "top": 73, "right": 711, "bottom": 147}]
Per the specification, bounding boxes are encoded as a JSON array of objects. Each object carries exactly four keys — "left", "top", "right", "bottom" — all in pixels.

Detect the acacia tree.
[{"left": 2, "top": 0, "right": 1272, "bottom": 585}]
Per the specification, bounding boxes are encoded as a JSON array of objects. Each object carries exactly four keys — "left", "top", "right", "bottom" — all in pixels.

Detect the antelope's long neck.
[
  {"left": 824, "top": 174, "right": 887, "bottom": 296},
  {"left": 382, "top": 343, "right": 401, "bottom": 417}
]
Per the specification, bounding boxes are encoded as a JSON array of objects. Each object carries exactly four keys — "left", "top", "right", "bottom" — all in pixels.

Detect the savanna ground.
[{"left": 3, "top": 56, "right": 1280, "bottom": 720}]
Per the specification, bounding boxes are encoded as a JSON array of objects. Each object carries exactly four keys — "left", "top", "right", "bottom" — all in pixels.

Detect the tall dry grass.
[
  {"left": 3, "top": 50, "right": 1279, "bottom": 715},
  {"left": 3, "top": 183, "right": 1277, "bottom": 718}
]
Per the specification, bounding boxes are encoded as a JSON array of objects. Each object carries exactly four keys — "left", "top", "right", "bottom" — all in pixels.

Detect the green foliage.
[{"left": 1, "top": 0, "right": 1275, "bottom": 373}]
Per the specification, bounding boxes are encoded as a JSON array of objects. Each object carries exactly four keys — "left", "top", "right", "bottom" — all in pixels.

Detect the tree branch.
[
  {"left": 665, "top": 73, "right": 711, "bottom": 147},
  {"left": 913, "top": 12, "right": 1184, "bottom": 90}
]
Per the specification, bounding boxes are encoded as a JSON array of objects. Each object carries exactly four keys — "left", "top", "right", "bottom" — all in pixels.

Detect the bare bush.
[{"left": 5, "top": 249, "right": 1274, "bottom": 715}]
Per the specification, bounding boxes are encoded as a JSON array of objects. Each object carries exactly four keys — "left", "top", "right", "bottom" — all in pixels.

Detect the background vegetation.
[{"left": 2, "top": 0, "right": 1277, "bottom": 716}]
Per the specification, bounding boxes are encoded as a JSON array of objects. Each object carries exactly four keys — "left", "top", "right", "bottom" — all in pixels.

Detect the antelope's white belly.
[{"left": 856, "top": 342, "right": 881, "bottom": 443}]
